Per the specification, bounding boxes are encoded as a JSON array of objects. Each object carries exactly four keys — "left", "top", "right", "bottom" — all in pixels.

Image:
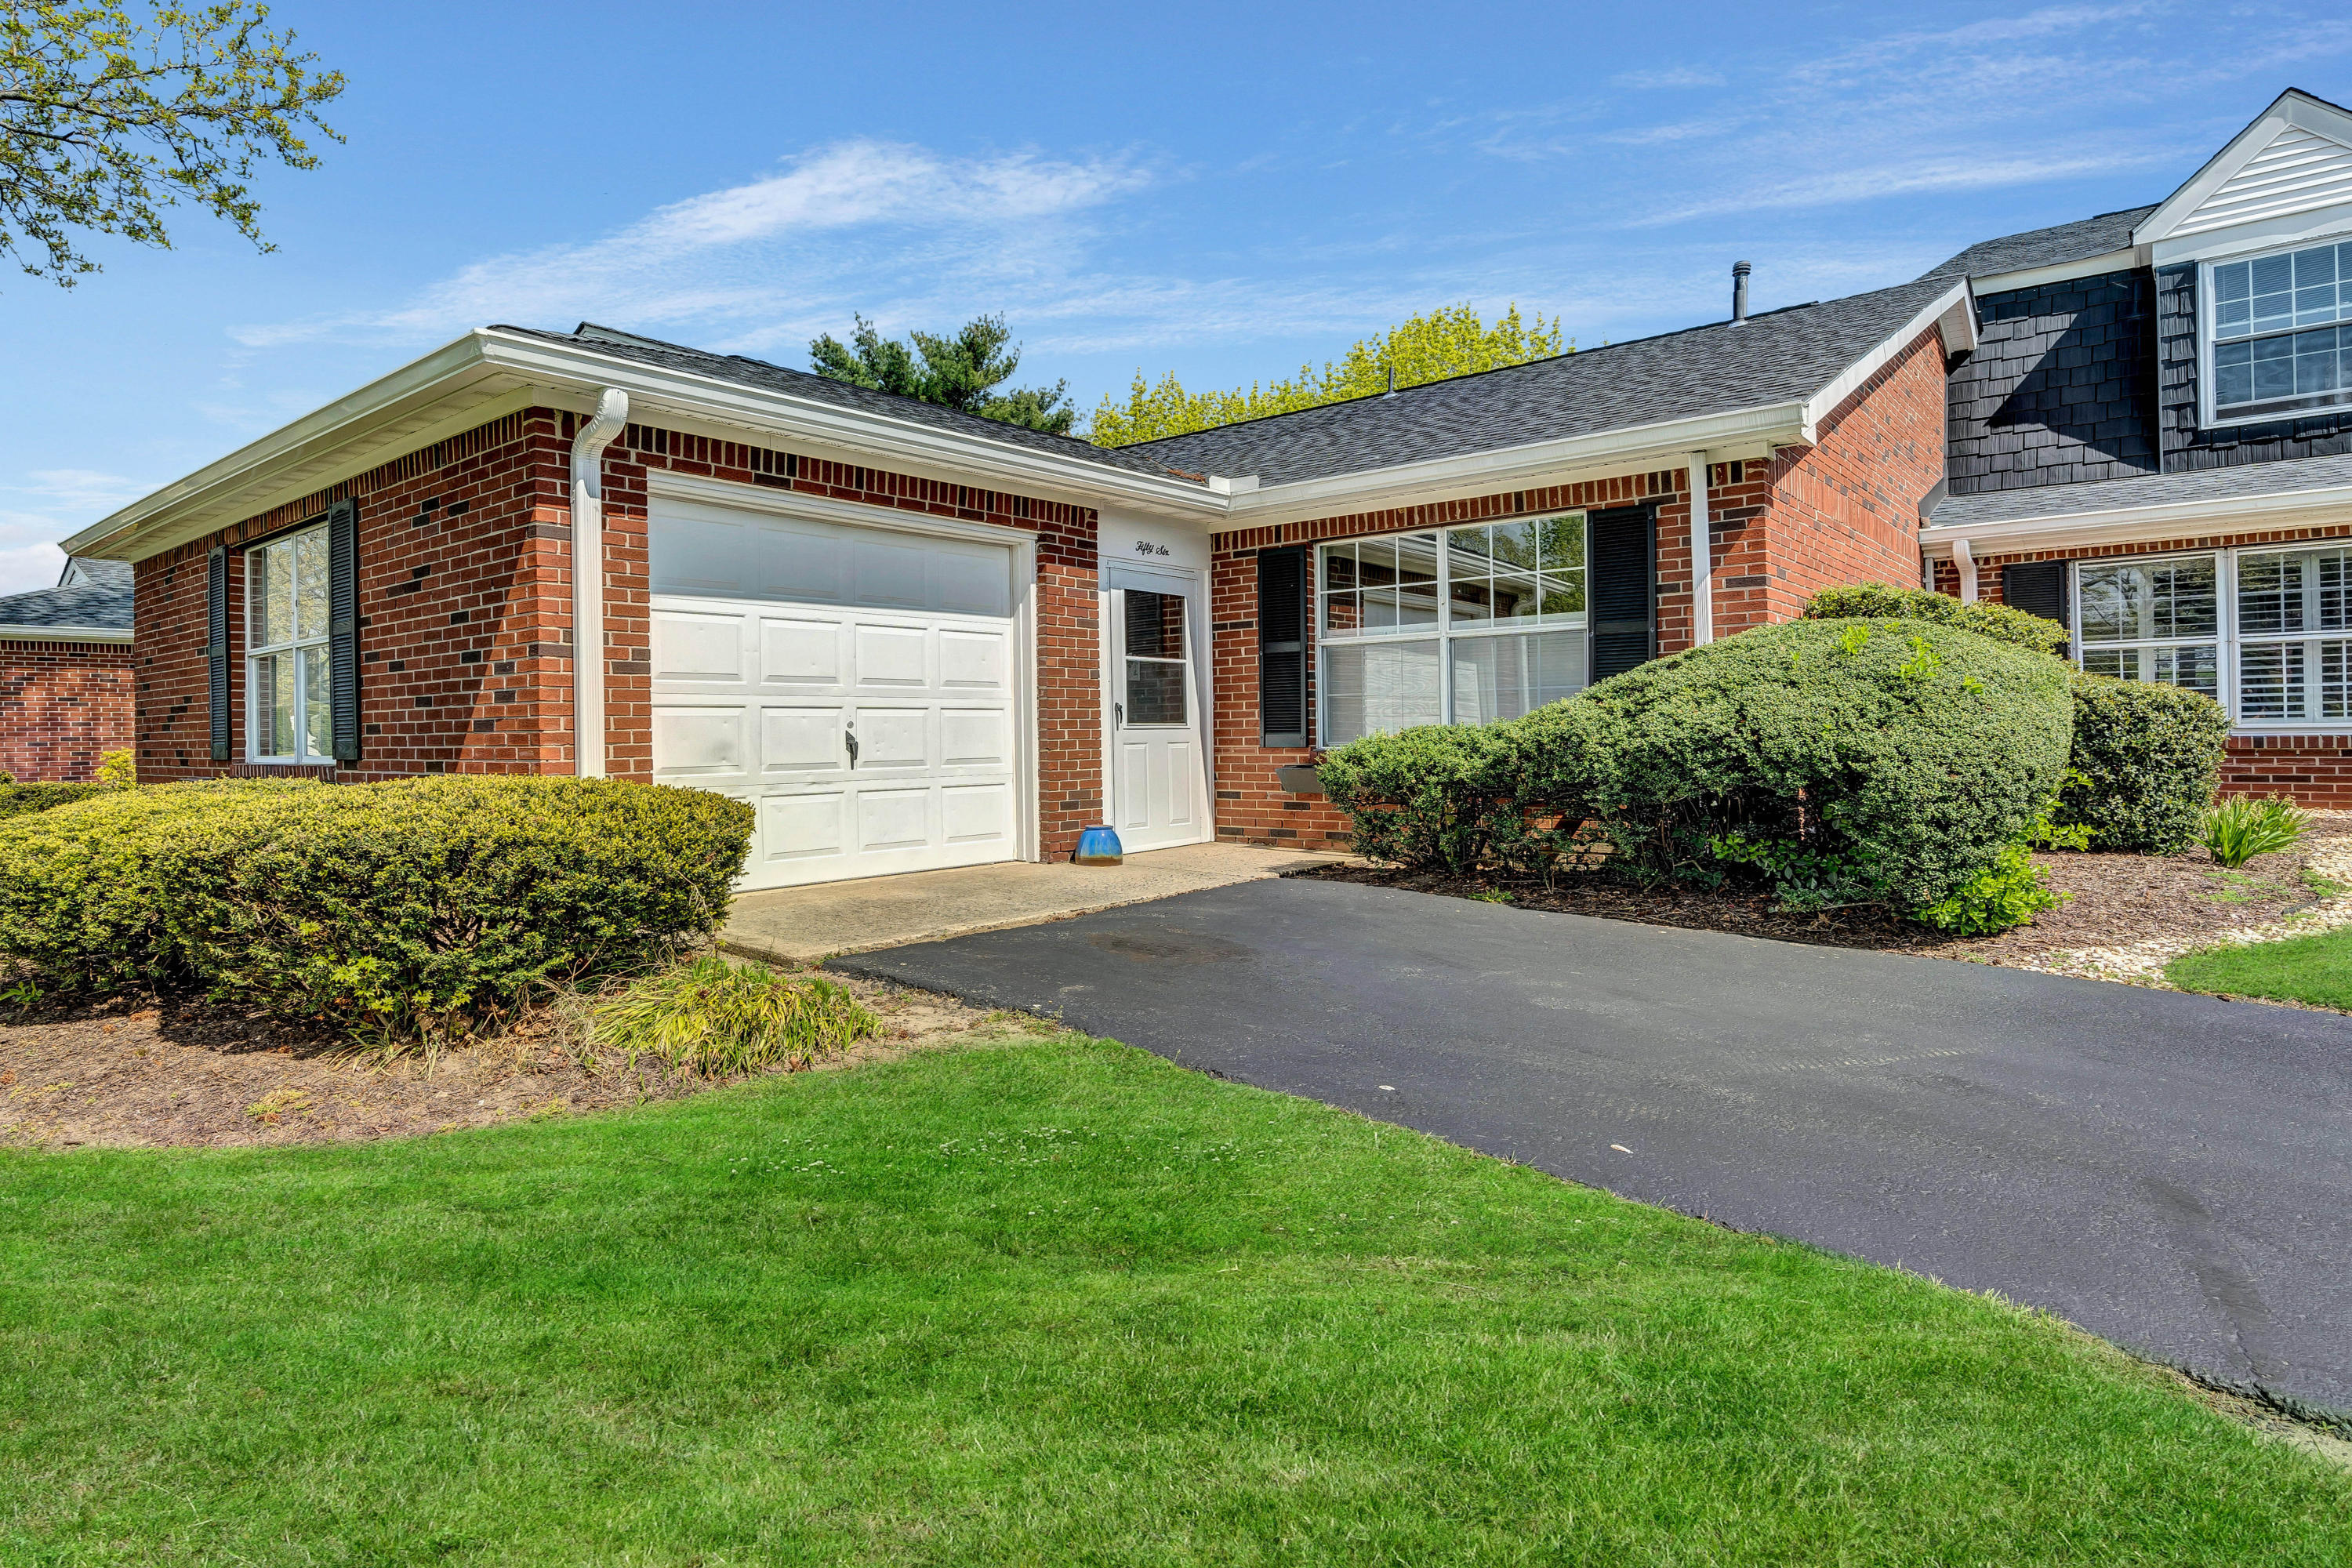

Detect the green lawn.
[
  {"left": 2169, "top": 924, "right": 2352, "bottom": 1011},
  {"left": 5, "top": 1033, "right": 2347, "bottom": 1565}
]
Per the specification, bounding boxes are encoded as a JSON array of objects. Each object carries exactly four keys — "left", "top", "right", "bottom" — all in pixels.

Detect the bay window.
[
  {"left": 248, "top": 524, "right": 335, "bottom": 764},
  {"left": 2071, "top": 544, "right": 2352, "bottom": 728},
  {"left": 1317, "top": 514, "right": 1588, "bottom": 745}
]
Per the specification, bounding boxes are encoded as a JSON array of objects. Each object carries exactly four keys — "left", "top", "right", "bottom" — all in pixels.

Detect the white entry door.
[
  {"left": 1109, "top": 582, "right": 1207, "bottom": 851},
  {"left": 648, "top": 495, "right": 1025, "bottom": 890}
]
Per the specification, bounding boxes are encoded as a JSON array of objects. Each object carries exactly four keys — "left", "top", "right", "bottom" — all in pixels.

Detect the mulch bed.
[
  {"left": 0, "top": 975, "right": 1002, "bottom": 1152},
  {"left": 1287, "top": 813, "right": 2352, "bottom": 968}
]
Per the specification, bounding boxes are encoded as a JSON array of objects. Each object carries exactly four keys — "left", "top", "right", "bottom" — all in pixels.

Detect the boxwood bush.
[
  {"left": 1316, "top": 722, "right": 1527, "bottom": 875},
  {"left": 0, "top": 782, "right": 113, "bottom": 820},
  {"left": 0, "top": 776, "right": 754, "bottom": 1043},
  {"left": 2058, "top": 673, "right": 2230, "bottom": 852},
  {"left": 1801, "top": 582, "right": 2071, "bottom": 656}
]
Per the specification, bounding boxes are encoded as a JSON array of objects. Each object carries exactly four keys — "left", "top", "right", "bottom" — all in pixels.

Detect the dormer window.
[{"left": 2208, "top": 238, "right": 2352, "bottom": 422}]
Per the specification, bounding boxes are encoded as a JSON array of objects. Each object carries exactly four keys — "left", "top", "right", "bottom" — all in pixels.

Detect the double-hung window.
[
  {"left": 2072, "top": 545, "right": 2352, "bottom": 727},
  {"left": 2208, "top": 238, "right": 2352, "bottom": 423},
  {"left": 2075, "top": 555, "right": 2220, "bottom": 700},
  {"left": 1317, "top": 514, "right": 1588, "bottom": 746},
  {"left": 2234, "top": 544, "right": 2352, "bottom": 722},
  {"left": 248, "top": 524, "right": 335, "bottom": 763}
]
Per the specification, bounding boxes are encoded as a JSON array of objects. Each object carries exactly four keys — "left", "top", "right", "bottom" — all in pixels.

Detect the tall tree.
[
  {"left": 1090, "top": 303, "right": 1569, "bottom": 447},
  {"left": 810, "top": 313, "right": 1077, "bottom": 435},
  {"left": 1, "top": 1, "right": 345, "bottom": 287}
]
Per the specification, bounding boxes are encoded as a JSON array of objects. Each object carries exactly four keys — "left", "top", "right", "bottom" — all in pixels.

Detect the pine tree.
[{"left": 810, "top": 314, "right": 1076, "bottom": 435}]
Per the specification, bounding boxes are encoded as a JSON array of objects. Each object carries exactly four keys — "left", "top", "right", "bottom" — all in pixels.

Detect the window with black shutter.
[
  {"left": 2002, "top": 560, "right": 2071, "bottom": 652},
  {"left": 1587, "top": 503, "right": 1657, "bottom": 681},
  {"left": 1257, "top": 546, "right": 1308, "bottom": 746}
]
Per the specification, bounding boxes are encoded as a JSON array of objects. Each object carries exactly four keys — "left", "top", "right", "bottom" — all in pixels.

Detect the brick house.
[
  {"left": 64, "top": 85, "right": 2352, "bottom": 880},
  {"left": 0, "top": 557, "right": 132, "bottom": 781}
]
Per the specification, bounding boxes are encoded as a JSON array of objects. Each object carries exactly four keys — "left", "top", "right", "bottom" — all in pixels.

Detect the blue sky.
[{"left": 2, "top": 0, "right": 2347, "bottom": 593}]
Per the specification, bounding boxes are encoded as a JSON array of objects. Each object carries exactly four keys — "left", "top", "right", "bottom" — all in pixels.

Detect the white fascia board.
[
  {"left": 1799, "top": 281, "right": 1975, "bottom": 434},
  {"left": 472, "top": 332, "right": 1225, "bottom": 523},
  {"left": 2135, "top": 91, "right": 2352, "bottom": 246},
  {"left": 1921, "top": 480, "right": 2352, "bottom": 558},
  {"left": 68, "top": 329, "right": 1228, "bottom": 566},
  {"left": 2149, "top": 197, "right": 2352, "bottom": 267},
  {"left": 1969, "top": 246, "right": 2147, "bottom": 295},
  {"left": 0, "top": 625, "right": 132, "bottom": 643},
  {"left": 1221, "top": 400, "right": 1806, "bottom": 530}
]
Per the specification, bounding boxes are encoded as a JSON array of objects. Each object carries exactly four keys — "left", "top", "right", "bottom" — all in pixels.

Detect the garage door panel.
[
  {"left": 652, "top": 610, "right": 746, "bottom": 685},
  {"left": 654, "top": 706, "right": 748, "bottom": 779},
  {"left": 942, "top": 782, "right": 1012, "bottom": 844},
  {"left": 856, "top": 788, "right": 931, "bottom": 851},
  {"left": 854, "top": 707, "right": 930, "bottom": 769},
  {"left": 655, "top": 513, "right": 751, "bottom": 596},
  {"left": 854, "top": 535, "right": 931, "bottom": 608},
  {"left": 934, "top": 541, "right": 1013, "bottom": 617},
  {"left": 940, "top": 708, "right": 1009, "bottom": 768},
  {"left": 760, "top": 793, "right": 847, "bottom": 862},
  {"left": 760, "top": 521, "right": 848, "bottom": 604},
  {"left": 758, "top": 618, "right": 842, "bottom": 688},
  {"left": 852, "top": 622, "right": 928, "bottom": 688},
  {"left": 760, "top": 706, "right": 846, "bottom": 774},
  {"left": 938, "top": 628, "right": 1010, "bottom": 691}
]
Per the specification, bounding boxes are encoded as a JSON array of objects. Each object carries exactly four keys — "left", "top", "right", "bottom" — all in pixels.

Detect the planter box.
[{"left": 1276, "top": 764, "right": 1323, "bottom": 797}]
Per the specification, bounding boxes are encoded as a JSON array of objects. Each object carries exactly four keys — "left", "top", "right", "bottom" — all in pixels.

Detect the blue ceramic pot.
[{"left": 1074, "top": 825, "right": 1124, "bottom": 866}]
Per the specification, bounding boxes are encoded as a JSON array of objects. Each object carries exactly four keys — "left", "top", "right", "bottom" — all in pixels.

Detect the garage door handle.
[{"left": 844, "top": 730, "right": 859, "bottom": 768}]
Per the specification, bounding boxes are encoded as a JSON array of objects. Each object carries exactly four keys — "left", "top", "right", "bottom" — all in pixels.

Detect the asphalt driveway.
[{"left": 833, "top": 876, "right": 2352, "bottom": 1416}]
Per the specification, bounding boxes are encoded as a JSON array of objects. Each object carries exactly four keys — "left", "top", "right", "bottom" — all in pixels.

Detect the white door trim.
[
  {"left": 1099, "top": 566, "right": 1212, "bottom": 851},
  {"left": 643, "top": 469, "right": 1040, "bottom": 865}
]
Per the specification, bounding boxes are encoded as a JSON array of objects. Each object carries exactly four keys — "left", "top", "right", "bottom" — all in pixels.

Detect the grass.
[
  {"left": 2169, "top": 924, "right": 2352, "bottom": 1011},
  {"left": 5, "top": 1034, "right": 2350, "bottom": 1564}
]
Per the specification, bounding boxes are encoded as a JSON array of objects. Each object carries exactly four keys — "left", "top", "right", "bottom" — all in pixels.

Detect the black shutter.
[
  {"left": 1588, "top": 503, "right": 1657, "bottom": 681},
  {"left": 2002, "top": 561, "right": 2071, "bottom": 652},
  {"left": 206, "top": 546, "right": 231, "bottom": 762},
  {"left": 327, "top": 498, "right": 361, "bottom": 763},
  {"left": 1257, "top": 546, "right": 1308, "bottom": 746}
]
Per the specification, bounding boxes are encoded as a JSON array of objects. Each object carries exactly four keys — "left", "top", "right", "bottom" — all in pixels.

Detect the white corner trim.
[
  {"left": 1798, "top": 281, "right": 1975, "bottom": 436},
  {"left": 0, "top": 624, "right": 132, "bottom": 643}
]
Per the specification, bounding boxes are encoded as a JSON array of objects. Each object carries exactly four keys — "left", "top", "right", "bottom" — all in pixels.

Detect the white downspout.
[
  {"left": 1686, "top": 453, "right": 1714, "bottom": 647},
  {"left": 1951, "top": 536, "right": 1977, "bottom": 604},
  {"left": 570, "top": 388, "right": 629, "bottom": 778}
]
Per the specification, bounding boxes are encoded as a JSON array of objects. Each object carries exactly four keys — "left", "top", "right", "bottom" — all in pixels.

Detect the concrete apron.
[{"left": 720, "top": 842, "right": 1351, "bottom": 966}]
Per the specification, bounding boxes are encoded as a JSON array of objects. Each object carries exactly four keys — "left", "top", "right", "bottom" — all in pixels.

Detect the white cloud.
[
  {"left": 1614, "top": 67, "right": 1725, "bottom": 89},
  {"left": 0, "top": 470, "right": 154, "bottom": 593},
  {"left": 236, "top": 140, "right": 1156, "bottom": 350}
]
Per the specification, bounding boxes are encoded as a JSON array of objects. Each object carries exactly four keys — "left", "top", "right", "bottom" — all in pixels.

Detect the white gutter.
[
  {"left": 570, "top": 389, "right": 629, "bottom": 779},
  {"left": 0, "top": 624, "right": 132, "bottom": 643},
  {"left": 1920, "top": 473, "right": 2352, "bottom": 558},
  {"left": 1687, "top": 453, "right": 1714, "bottom": 646}
]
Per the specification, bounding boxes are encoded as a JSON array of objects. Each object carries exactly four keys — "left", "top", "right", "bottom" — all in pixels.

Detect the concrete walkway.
[{"left": 720, "top": 841, "right": 1348, "bottom": 965}]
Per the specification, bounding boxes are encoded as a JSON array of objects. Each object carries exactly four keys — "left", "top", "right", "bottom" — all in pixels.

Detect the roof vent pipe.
[{"left": 1731, "top": 260, "right": 1751, "bottom": 325}]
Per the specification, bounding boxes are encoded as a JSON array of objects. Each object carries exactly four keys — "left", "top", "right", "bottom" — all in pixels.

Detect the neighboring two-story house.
[
  {"left": 1924, "top": 89, "right": 2352, "bottom": 804},
  {"left": 56, "top": 86, "right": 2352, "bottom": 888}
]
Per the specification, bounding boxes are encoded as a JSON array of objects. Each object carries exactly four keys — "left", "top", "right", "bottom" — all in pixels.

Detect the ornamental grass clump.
[
  {"left": 590, "top": 956, "right": 880, "bottom": 1076},
  {"left": 2197, "top": 795, "right": 2310, "bottom": 869}
]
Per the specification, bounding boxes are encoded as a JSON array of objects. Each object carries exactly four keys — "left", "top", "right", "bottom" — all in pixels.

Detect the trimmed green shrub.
[
  {"left": 589, "top": 956, "right": 880, "bottom": 1076},
  {"left": 1316, "top": 722, "right": 1526, "bottom": 874},
  {"left": 0, "top": 782, "right": 112, "bottom": 820},
  {"left": 1802, "top": 583, "right": 2070, "bottom": 657},
  {"left": 1517, "top": 619, "right": 2074, "bottom": 906},
  {"left": 0, "top": 777, "right": 754, "bottom": 1043},
  {"left": 2056, "top": 673, "right": 2229, "bottom": 852}
]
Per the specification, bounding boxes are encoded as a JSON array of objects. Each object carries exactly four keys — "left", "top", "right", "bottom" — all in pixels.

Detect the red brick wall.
[
  {"left": 1204, "top": 327, "right": 1951, "bottom": 848},
  {"left": 132, "top": 407, "right": 1104, "bottom": 859},
  {"left": 135, "top": 410, "right": 575, "bottom": 783},
  {"left": 0, "top": 640, "right": 131, "bottom": 781}
]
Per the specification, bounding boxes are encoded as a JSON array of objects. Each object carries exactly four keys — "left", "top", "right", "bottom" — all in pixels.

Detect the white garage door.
[{"left": 649, "top": 495, "right": 1023, "bottom": 890}]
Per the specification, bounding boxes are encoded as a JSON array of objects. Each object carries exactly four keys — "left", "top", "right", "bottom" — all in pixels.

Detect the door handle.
[
  {"left": 1115, "top": 701, "right": 1124, "bottom": 727},
  {"left": 844, "top": 728, "right": 859, "bottom": 768}
]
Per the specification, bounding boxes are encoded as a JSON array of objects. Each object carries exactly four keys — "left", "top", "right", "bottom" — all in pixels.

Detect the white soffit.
[{"left": 2139, "top": 91, "right": 2352, "bottom": 247}]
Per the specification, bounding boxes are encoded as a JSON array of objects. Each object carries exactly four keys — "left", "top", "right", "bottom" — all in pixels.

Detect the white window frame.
[
  {"left": 2198, "top": 234, "right": 2352, "bottom": 430},
  {"left": 2066, "top": 544, "right": 2352, "bottom": 732},
  {"left": 1315, "top": 513, "right": 1590, "bottom": 744},
  {"left": 245, "top": 522, "right": 336, "bottom": 764}
]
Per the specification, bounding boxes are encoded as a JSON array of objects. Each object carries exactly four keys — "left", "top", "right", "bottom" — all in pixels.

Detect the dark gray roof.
[
  {"left": 58, "top": 556, "right": 129, "bottom": 590},
  {"left": 1930, "top": 450, "right": 2352, "bottom": 528},
  {"left": 1119, "top": 276, "right": 1958, "bottom": 487},
  {"left": 0, "top": 563, "right": 132, "bottom": 634},
  {"left": 497, "top": 323, "right": 1205, "bottom": 485},
  {"left": 1919, "top": 205, "right": 2156, "bottom": 283}
]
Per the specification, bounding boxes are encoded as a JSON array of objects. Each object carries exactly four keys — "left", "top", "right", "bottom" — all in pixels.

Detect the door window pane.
[
  {"left": 1323, "top": 638, "right": 1441, "bottom": 744},
  {"left": 1123, "top": 590, "right": 1183, "bottom": 660}
]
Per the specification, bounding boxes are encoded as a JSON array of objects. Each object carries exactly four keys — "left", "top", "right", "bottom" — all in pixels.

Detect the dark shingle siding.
[
  {"left": 1123, "top": 278, "right": 1957, "bottom": 487},
  {"left": 2153, "top": 264, "right": 2352, "bottom": 471},
  {"left": 1920, "top": 206, "right": 2155, "bottom": 282},
  {"left": 1946, "top": 267, "right": 2158, "bottom": 495}
]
